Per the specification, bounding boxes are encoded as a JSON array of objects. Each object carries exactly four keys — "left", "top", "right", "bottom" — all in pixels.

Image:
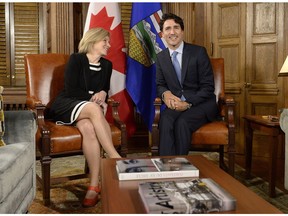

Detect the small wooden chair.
[
  {"left": 151, "top": 58, "right": 236, "bottom": 176},
  {"left": 24, "top": 53, "right": 127, "bottom": 206}
]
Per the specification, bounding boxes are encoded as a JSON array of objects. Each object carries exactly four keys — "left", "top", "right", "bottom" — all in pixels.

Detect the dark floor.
[{"left": 127, "top": 129, "right": 288, "bottom": 194}]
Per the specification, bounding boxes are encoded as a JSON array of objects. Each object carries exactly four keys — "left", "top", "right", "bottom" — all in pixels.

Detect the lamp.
[{"left": 279, "top": 56, "right": 288, "bottom": 77}]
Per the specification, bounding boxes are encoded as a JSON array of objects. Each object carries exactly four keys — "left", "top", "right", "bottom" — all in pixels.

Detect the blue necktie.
[
  {"left": 172, "top": 51, "right": 181, "bottom": 84},
  {"left": 172, "top": 51, "right": 186, "bottom": 101}
]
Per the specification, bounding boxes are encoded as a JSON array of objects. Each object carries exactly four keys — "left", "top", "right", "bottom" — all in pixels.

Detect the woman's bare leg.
[
  {"left": 76, "top": 119, "right": 100, "bottom": 186},
  {"left": 78, "top": 103, "right": 121, "bottom": 158},
  {"left": 76, "top": 119, "right": 101, "bottom": 200}
]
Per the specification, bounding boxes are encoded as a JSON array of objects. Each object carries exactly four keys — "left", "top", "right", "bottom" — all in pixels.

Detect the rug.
[{"left": 28, "top": 153, "right": 288, "bottom": 214}]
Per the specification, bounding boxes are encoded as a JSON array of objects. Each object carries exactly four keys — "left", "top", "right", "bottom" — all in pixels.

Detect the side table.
[{"left": 243, "top": 115, "right": 284, "bottom": 197}]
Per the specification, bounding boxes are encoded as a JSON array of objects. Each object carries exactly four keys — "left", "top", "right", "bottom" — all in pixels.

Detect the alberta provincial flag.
[
  {"left": 84, "top": 3, "right": 136, "bottom": 137},
  {"left": 126, "top": 3, "right": 167, "bottom": 131}
]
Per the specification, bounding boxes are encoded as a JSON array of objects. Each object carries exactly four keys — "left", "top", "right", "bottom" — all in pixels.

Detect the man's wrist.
[
  {"left": 161, "top": 91, "right": 170, "bottom": 101},
  {"left": 161, "top": 93, "right": 165, "bottom": 101}
]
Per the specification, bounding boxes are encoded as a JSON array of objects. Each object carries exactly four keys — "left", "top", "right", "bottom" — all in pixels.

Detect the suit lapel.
[{"left": 181, "top": 43, "right": 189, "bottom": 85}]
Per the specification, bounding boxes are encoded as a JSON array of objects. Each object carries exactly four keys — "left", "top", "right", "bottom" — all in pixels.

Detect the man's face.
[{"left": 162, "top": 19, "right": 184, "bottom": 50}]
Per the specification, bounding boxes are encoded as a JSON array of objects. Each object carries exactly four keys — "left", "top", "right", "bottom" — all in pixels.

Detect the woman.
[{"left": 48, "top": 27, "right": 121, "bottom": 207}]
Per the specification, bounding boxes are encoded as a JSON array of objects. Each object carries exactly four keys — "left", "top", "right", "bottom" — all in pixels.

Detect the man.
[{"left": 156, "top": 13, "right": 218, "bottom": 156}]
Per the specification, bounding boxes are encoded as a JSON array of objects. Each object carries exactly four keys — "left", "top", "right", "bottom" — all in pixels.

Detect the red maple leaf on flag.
[
  {"left": 88, "top": 6, "right": 136, "bottom": 137},
  {"left": 89, "top": 8, "right": 125, "bottom": 74}
]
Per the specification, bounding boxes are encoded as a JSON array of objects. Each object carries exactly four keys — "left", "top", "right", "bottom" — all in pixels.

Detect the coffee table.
[{"left": 101, "top": 155, "right": 282, "bottom": 214}]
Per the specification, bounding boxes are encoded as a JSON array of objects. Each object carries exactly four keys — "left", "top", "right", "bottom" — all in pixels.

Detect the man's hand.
[
  {"left": 162, "top": 91, "right": 181, "bottom": 110},
  {"left": 162, "top": 91, "right": 191, "bottom": 111},
  {"left": 174, "top": 101, "right": 190, "bottom": 111}
]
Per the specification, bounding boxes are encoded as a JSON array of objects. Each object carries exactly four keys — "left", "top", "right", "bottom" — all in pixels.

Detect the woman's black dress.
[{"left": 47, "top": 53, "right": 112, "bottom": 125}]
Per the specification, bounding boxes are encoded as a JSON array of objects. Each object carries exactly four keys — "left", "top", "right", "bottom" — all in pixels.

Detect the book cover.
[
  {"left": 138, "top": 178, "right": 236, "bottom": 214},
  {"left": 116, "top": 157, "right": 199, "bottom": 181}
]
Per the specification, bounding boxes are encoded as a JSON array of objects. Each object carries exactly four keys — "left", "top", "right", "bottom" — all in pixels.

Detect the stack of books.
[
  {"left": 115, "top": 157, "right": 236, "bottom": 213},
  {"left": 116, "top": 157, "right": 199, "bottom": 181}
]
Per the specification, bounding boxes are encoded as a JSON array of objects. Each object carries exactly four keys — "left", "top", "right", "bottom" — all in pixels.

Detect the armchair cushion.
[
  {"left": 0, "top": 140, "right": 34, "bottom": 203},
  {"left": 0, "top": 110, "right": 36, "bottom": 213},
  {"left": 35, "top": 121, "right": 121, "bottom": 154},
  {"left": 192, "top": 121, "right": 228, "bottom": 145},
  {"left": 0, "top": 86, "right": 5, "bottom": 147},
  {"left": 36, "top": 120, "right": 82, "bottom": 153}
]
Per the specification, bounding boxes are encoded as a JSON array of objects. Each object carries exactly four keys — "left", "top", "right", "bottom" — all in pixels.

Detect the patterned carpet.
[{"left": 28, "top": 153, "right": 288, "bottom": 214}]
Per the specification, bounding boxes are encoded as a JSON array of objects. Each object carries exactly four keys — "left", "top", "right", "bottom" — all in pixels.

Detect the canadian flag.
[{"left": 84, "top": 3, "right": 136, "bottom": 137}]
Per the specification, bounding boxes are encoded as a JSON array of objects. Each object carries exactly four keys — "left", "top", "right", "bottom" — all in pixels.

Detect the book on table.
[
  {"left": 138, "top": 178, "right": 236, "bottom": 214},
  {"left": 116, "top": 157, "right": 199, "bottom": 181}
]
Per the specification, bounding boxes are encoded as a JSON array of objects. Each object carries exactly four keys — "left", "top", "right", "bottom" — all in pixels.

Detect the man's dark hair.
[{"left": 159, "top": 13, "right": 184, "bottom": 32}]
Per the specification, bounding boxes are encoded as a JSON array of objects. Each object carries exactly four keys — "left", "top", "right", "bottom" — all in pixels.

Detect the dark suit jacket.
[{"left": 156, "top": 42, "right": 218, "bottom": 121}]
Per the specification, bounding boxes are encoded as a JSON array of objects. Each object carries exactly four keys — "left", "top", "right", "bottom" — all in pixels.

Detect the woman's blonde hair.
[{"left": 78, "top": 27, "right": 110, "bottom": 53}]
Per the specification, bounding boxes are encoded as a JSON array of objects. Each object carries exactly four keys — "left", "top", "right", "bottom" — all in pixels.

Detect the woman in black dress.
[{"left": 48, "top": 27, "right": 121, "bottom": 207}]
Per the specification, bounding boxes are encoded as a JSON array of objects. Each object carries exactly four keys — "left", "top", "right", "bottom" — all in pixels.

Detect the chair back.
[
  {"left": 210, "top": 58, "right": 225, "bottom": 117},
  {"left": 210, "top": 58, "right": 225, "bottom": 102},
  {"left": 25, "top": 53, "right": 69, "bottom": 108}
]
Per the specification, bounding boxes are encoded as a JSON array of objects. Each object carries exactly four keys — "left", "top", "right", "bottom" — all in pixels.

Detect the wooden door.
[
  {"left": 209, "top": 2, "right": 285, "bottom": 156},
  {"left": 245, "top": 3, "right": 284, "bottom": 157},
  {"left": 210, "top": 3, "right": 246, "bottom": 154}
]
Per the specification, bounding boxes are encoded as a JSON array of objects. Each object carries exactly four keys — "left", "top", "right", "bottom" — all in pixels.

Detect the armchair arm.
[
  {"left": 107, "top": 98, "right": 127, "bottom": 156},
  {"left": 26, "top": 96, "right": 50, "bottom": 148},
  {"left": 26, "top": 95, "right": 43, "bottom": 110},
  {"left": 151, "top": 97, "right": 162, "bottom": 156},
  {"left": 219, "top": 95, "right": 236, "bottom": 154},
  {"left": 218, "top": 96, "right": 235, "bottom": 128},
  {"left": 28, "top": 101, "right": 51, "bottom": 156}
]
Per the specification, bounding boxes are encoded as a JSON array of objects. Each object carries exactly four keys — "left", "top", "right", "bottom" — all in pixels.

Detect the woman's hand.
[{"left": 90, "top": 90, "right": 107, "bottom": 106}]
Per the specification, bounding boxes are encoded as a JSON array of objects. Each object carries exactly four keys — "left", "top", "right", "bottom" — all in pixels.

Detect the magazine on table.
[
  {"left": 138, "top": 178, "right": 236, "bottom": 214},
  {"left": 116, "top": 157, "right": 199, "bottom": 181}
]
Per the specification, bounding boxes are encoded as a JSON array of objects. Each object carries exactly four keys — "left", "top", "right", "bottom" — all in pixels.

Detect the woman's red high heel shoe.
[{"left": 82, "top": 186, "right": 101, "bottom": 208}]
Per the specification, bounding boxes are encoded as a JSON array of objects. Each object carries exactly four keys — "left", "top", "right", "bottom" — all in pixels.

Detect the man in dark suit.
[{"left": 156, "top": 13, "right": 218, "bottom": 156}]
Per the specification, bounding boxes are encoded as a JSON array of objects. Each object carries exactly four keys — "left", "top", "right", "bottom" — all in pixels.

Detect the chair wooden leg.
[
  {"left": 41, "top": 155, "right": 52, "bottom": 206},
  {"left": 227, "top": 150, "right": 235, "bottom": 176},
  {"left": 219, "top": 145, "right": 235, "bottom": 176},
  {"left": 219, "top": 145, "right": 224, "bottom": 167},
  {"left": 219, "top": 145, "right": 228, "bottom": 172}
]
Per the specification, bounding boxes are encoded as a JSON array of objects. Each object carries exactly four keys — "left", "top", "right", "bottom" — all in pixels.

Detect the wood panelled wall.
[{"left": 47, "top": 3, "right": 74, "bottom": 54}]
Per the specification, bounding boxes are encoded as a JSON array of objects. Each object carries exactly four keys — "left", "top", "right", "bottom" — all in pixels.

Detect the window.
[{"left": 0, "top": 2, "right": 41, "bottom": 87}]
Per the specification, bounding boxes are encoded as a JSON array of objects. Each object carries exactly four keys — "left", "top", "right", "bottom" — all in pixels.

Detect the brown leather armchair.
[
  {"left": 24, "top": 53, "right": 127, "bottom": 206},
  {"left": 151, "top": 58, "right": 236, "bottom": 176}
]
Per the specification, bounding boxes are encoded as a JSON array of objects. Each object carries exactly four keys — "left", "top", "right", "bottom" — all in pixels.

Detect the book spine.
[
  {"left": 201, "top": 178, "right": 236, "bottom": 211},
  {"left": 118, "top": 170, "right": 199, "bottom": 181}
]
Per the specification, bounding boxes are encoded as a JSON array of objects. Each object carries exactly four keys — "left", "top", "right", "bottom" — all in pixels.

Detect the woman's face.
[{"left": 91, "top": 36, "right": 111, "bottom": 56}]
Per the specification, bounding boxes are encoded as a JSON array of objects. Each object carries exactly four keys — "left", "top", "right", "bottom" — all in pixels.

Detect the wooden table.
[
  {"left": 101, "top": 155, "right": 282, "bottom": 214},
  {"left": 243, "top": 115, "right": 284, "bottom": 197}
]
